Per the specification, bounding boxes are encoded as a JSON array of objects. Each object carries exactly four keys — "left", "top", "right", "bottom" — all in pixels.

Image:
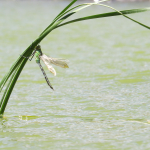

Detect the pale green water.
[{"left": 0, "top": 1, "right": 150, "bottom": 150}]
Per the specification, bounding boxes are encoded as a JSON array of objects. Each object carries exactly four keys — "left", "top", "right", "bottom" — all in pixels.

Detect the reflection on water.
[{"left": 0, "top": 1, "right": 150, "bottom": 149}]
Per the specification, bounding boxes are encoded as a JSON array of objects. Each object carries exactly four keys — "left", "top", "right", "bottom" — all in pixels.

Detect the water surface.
[{"left": 0, "top": 1, "right": 150, "bottom": 149}]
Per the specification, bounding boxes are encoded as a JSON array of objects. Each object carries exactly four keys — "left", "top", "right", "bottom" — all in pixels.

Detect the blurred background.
[{"left": 0, "top": 0, "right": 150, "bottom": 149}]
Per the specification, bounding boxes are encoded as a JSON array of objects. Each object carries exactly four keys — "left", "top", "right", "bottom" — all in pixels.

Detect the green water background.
[{"left": 0, "top": 1, "right": 150, "bottom": 149}]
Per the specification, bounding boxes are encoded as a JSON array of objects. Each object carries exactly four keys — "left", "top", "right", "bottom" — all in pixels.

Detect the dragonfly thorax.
[{"left": 35, "top": 48, "right": 42, "bottom": 63}]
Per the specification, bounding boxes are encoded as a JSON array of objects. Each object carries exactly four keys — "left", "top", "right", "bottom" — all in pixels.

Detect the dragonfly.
[{"left": 22, "top": 45, "right": 69, "bottom": 90}]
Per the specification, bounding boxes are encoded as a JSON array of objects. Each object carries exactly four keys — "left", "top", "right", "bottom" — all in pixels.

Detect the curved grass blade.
[
  {"left": 40, "top": 0, "right": 78, "bottom": 36},
  {"left": 39, "top": 2, "right": 149, "bottom": 46},
  {"left": 97, "top": 4, "right": 150, "bottom": 30},
  {"left": 0, "top": 46, "right": 33, "bottom": 92},
  {"left": 0, "top": 66, "right": 19, "bottom": 109},
  {"left": 53, "top": 0, "right": 78, "bottom": 22},
  {"left": 40, "top": 0, "right": 109, "bottom": 37},
  {"left": 38, "top": 12, "right": 76, "bottom": 41},
  {"left": 55, "top": 7, "right": 150, "bottom": 30},
  {"left": 0, "top": 59, "right": 27, "bottom": 115},
  {"left": 0, "top": 58, "right": 23, "bottom": 92},
  {"left": 58, "top": 0, "right": 110, "bottom": 16}
]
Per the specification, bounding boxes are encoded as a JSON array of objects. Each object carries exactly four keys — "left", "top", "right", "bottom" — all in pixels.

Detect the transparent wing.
[
  {"left": 49, "top": 58, "right": 69, "bottom": 68},
  {"left": 40, "top": 55, "right": 56, "bottom": 76},
  {"left": 42, "top": 54, "right": 69, "bottom": 68}
]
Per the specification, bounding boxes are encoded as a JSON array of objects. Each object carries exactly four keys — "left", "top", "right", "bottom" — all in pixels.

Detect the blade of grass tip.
[
  {"left": 97, "top": 4, "right": 150, "bottom": 30},
  {"left": 40, "top": 0, "right": 78, "bottom": 36},
  {"left": 0, "top": 59, "right": 27, "bottom": 115},
  {"left": 54, "top": 7, "right": 150, "bottom": 29}
]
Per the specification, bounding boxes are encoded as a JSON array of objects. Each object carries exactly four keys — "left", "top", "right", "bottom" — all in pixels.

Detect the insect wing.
[
  {"left": 47, "top": 56, "right": 69, "bottom": 68},
  {"left": 40, "top": 55, "right": 56, "bottom": 76},
  {"left": 51, "top": 58, "right": 69, "bottom": 68}
]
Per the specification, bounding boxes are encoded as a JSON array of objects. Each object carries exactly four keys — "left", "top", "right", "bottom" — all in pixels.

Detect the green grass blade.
[
  {"left": 0, "top": 44, "right": 36, "bottom": 92},
  {"left": 39, "top": 4, "right": 86, "bottom": 37},
  {"left": 39, "top": 0, "right": 111, "bottom": 37},
  {"left": 56, "top": 0, "right": 110, "bottom": 22},
  {"left": 55, "top": 7, "right": 150, "bottom": 29},
  {"left": 0, "top": 66, "right": 20, "bottom": 114},
  {"left": 97, "top": 4, "right": 150, "bottom": 30},
  {"left": 0, "top": 58, "right": 23, "bottom": 92},
  {"left": 0, "top": 59, "right": 27, "bottom": 115},
  {"left": 0, "top": 66, "right": 19, "bottom": 109},
  {"left": 40, "top": 0, "right": 78, "bottom": 36},
  {"left": 38, "top": 12, "right": 76, "bottom": 41},
  {"left": 54, "top": 0, "right": 78, "bottom": 21},
  {"left": 0, "top": 41, "right": 39, "bottom": 114}
]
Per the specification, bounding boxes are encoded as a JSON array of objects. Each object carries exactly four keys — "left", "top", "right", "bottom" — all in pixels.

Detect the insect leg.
[
  {"left": 20, "top": 49, "right": 36, "bottom": 61},
  {"left": 29, "top": 50, "right": 36, "bottom": 61},
  {"left": 37, "top": 62, "right": 54, "bottom": 90}
]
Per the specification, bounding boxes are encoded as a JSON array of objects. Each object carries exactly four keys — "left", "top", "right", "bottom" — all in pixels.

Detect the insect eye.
[{"left": 36, "top": 45, "right": 41, "bottom": 49}]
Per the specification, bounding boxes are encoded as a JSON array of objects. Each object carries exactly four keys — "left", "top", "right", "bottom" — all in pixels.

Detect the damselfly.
[{"left": 22, "top": 45, "right": 69, "bottom": 90}]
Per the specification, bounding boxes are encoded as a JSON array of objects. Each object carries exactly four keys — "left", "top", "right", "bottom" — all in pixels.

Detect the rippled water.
[{"left": 0, "top": 1, "right": 150, "bottom": 149}]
